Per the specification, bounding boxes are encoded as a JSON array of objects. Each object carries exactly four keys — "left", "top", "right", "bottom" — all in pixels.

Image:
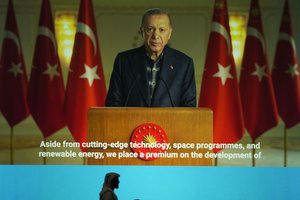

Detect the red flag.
[
  {"left": 239, "top": 0, "right": 279, "bottom": 141},
  {"left": 0, "top": 53, "right": 2, "bottom": 112},
  {"left": 27, "top": 0, "right": 65, "bottom": 137},
  {"left": 199, "top": 0, "right": 244, "bottom": 152},
  {"left": 64, "top": 0, "right": 107, "bottom": 151},
  {"left": 0, "top": 0, "right": 29, "bottom": 127},
  {"left": 272, "top": 0, "right": 300, "bottom": 128}
]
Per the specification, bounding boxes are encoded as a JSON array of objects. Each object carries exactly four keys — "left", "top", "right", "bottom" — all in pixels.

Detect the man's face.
[
  {"left": 112, "top": 177, "right": 119, "bottom": 189},
  {"left": 142, "top": 14, "right": 172, "bottom": 56}
]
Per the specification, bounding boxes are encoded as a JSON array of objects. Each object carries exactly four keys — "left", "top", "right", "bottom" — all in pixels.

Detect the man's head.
[
  {"left": 103, "top": 172, "right": 120, "bottom": 190},
  {"left": 140, "top": 8, "right": 172, "bottom": 58}
]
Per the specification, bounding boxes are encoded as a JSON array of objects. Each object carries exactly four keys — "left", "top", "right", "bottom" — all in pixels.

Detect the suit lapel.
[{"left": 131, "top": 46, "right": 150, "bottom": 106}]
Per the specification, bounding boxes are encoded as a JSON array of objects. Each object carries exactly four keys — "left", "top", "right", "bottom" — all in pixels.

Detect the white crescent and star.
[
  {"left": 80, "top": 64, "right": 100, "bottom": 87},
  {"left": 75, "top": 23, "right": 100, "bottom": 86},
  {"left": 251, "top": 63, "right": 268, "bottom": 82},
  {"left": 277, "top": 33, "right": 298, "bottom": 79},
  {"left": 37, "top": 26, "right": 60, "bottom": 80},
  {"left": 76, "top": 22, "right": 97, "bottom": 55},
  {"left": 246, "top": 28, "right": 269, "bottom": 82},
  {"left": 3, "top": 30, "right": 21, "bottom": 56},
  {"left": 210, "top": 22, "right": 235, "bottom": 85},
  {"left": 213, "top": 63, "right": 234, "bottom": 85}
]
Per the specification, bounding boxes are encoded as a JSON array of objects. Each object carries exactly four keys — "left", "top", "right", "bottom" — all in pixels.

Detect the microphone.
[
  {"left": 158, "top": 75, "right": 174, "bottom": 107},
  {"left": 124, "top": 74, "right": 141, "bottom": 107}
]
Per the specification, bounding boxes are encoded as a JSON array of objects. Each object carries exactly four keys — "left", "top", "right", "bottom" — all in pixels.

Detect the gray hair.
[{"left": 141, "top": 8, "right": 172, "bottom": 28}]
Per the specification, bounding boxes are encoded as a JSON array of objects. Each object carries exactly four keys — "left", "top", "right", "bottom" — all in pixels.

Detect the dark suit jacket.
[{"left": 105, "top": 45, "right": 196, "bottom": 107}]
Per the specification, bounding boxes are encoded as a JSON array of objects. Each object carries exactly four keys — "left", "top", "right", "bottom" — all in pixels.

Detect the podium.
[{"left": 87, "top": 107, "right": 213, "bottom": 166}]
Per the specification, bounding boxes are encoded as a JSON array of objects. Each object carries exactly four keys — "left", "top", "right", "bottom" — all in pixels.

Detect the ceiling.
[{"left": 0, "top": 0, "right": 287, "bottom": 9}]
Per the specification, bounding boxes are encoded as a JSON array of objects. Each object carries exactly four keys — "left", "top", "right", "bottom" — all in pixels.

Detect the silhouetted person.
[{"left": 100, "top": 172, "right": 120, "bottom": 200}]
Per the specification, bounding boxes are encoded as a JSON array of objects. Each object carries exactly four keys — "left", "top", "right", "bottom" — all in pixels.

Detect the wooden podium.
[{"left": 87, "top": 107, "right": 213, "bottom": 166}]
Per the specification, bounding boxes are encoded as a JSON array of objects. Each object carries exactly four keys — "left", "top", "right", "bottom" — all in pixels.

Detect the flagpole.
[
  {"left": 215, "top": 157, "right": 218, "bottom": 166},
  {"left": 252, "top": 140, "right": 256, "bottom": 167},
  {"left": 10, "top": 127, "right": 14, "bottom": 164},
  {"left": 284, "top": 126, "right": 287, "bottom": 167},
  {"left": 43, "top": 137, "right": 47, "bottom": 165}
]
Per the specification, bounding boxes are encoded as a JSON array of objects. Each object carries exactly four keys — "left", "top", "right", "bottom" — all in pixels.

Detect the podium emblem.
[{"left": 131, "top": 123, "right": 169, "bottom": 161}]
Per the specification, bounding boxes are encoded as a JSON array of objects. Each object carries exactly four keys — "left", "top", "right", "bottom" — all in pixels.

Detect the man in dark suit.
[{"left": 106, "top": 8, "right": 196, "bottom": 107}]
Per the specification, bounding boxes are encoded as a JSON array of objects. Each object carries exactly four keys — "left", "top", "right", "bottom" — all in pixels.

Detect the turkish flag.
[
  {"left": 64, "top": 0, "right": 107, "bottom": 151},
  {"left": 199, "top": 0, "right": 245, "bottom": 152},
  {"left": 239, "top": 0, "right": 279, "bottom": 141},
  {"left": 0, "top": 54, "right": 2, "bottom": 112},
  {"left": 272, "top": 0, "right": 300, "bottom": 128},
  {"left": 27, "top": 0, "right": 66, "bottom": 138},
  {"left": 0, "top": 0, "right": 30, "bottom": 127}
]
